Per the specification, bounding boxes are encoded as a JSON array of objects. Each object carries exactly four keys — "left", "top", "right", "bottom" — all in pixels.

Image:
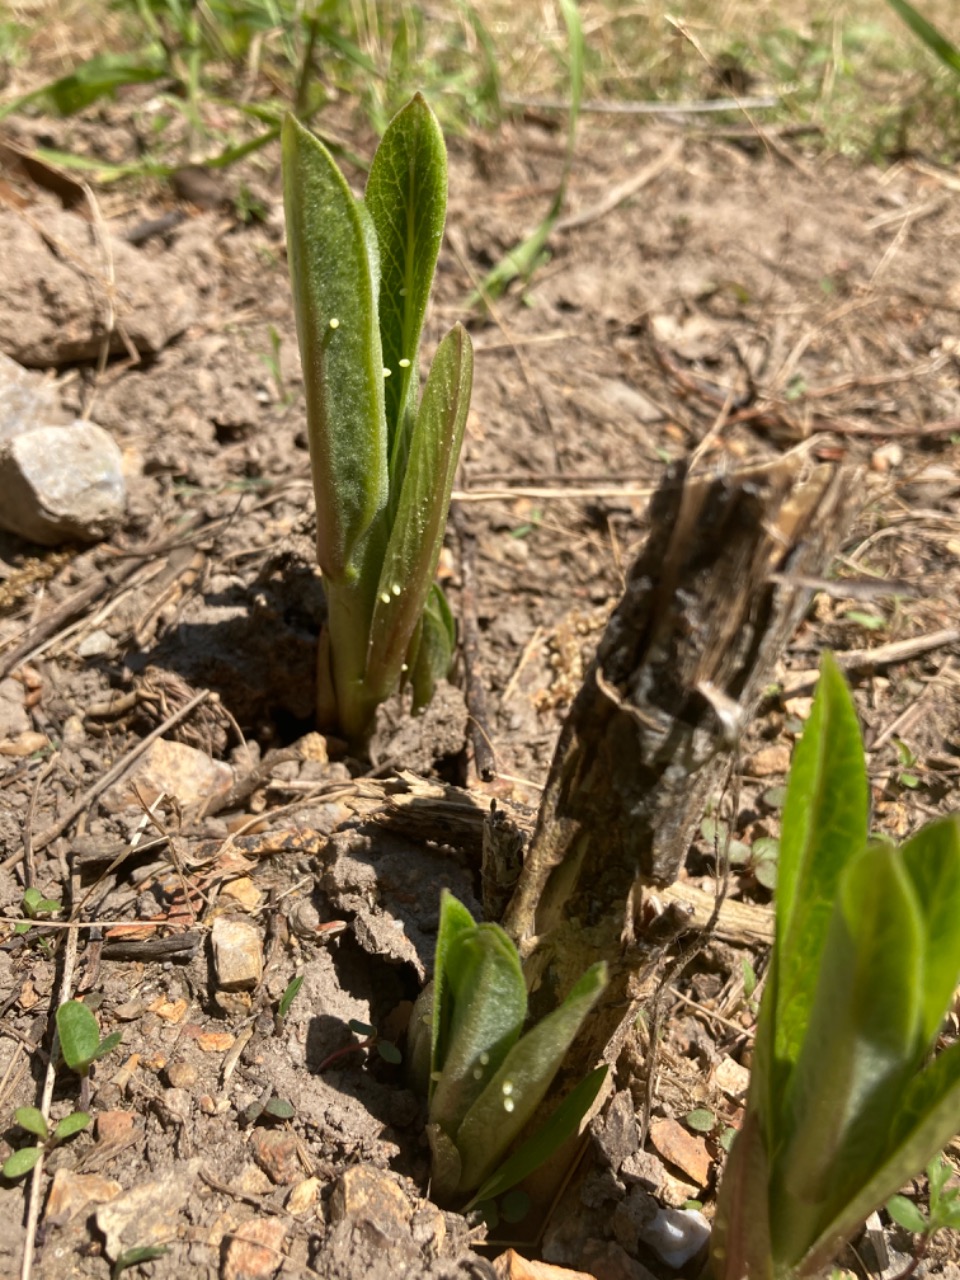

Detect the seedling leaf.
[
  {"left": 56, "top": 1000, "right": 101, "bottom": 1073},
  {"left": 14, "top": 1108, "right": 48, "bottom": 1140},
  {"left": 53, "top": 1111, "right": 92, "bottom": 1140},
  {"left": 2, "top": 1146, "right": 40, "bottom": 1178},
  {"left": 885, "top": 1195, "right": 928, "bottom": 1235},
  {"left": 278, "top": 975, "right": 303, "bottom": 1020}
]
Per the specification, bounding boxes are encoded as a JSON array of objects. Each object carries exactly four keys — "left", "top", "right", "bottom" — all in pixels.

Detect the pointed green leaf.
[
  {"left": 365, "top": 93, "right": 447, "bottom": 484},
  {"left": 796, "top": 1040, "right": 960, "bottom": 1276},
  {"left": 56, "top": 1000, "right": 100, "bottom": 1073},
  {"left": 429, "top": 918, "right": 527, "bottom": 1137},
  {"left": 430, "top": 891, "right": 479, "bottom": 1104},
  {"left": 282, "top": 113, "right": 387, "bottom": 583},
  {"left": 53, "top": 1111, "right": 91, "bottom": 1141},
  {"left": 898, "top": 817, "right": 960, "bottom": 1044},
  {"left": 278, "top": 975, "right": 304, "bottom": 1020},
  {"left": 91, "top": 1031, "right": 122, "bottom": 1063},
  {"left": 410, "top": 583, "right": 456, "bottom": 711},
  {"left": 468, "top": 1064, "right": 608, "bottom": 1206},
  {"left": 774, "top": 844, "right": 923, "bottom": 1254},
  {"left": 775, "top": 652, "right": 869, "bottom": 1065},
  {"left": 364, "top": 323, "right": 472, "bottom": 702},
  {"left": 885, "top": 0, "right": 960, "bottom": 74},
  {"left": 454, "top": 961, "right": 607, "bottom": 1192},
  {"left": 2, "top": 1146, "right": 41, "bottom": 1178},
  {"left": 14, "top": 1108, "right": 48, "bottom": 1140}
]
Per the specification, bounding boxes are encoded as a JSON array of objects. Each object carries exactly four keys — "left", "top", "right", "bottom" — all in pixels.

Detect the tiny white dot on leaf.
[
  {"left": 398, "top": 358, "right": 411, "bottom": 368},
  {"left": 328, "top": 318, "right": 340, "bottom": 329}
]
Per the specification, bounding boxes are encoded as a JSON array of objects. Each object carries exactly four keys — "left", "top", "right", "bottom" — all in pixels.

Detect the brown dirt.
[{"left": 1, "top": 90, "right": 959, "bottom": 1280}]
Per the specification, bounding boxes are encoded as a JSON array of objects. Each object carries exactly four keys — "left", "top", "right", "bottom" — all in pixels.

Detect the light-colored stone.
[
  {"left": 220, "top": 877, "right": 261, "bottom": 912},
  {"left": 713, "top": 1055, "right": 751, "bottom": 1100},
  {"left": 44, "top": 1169, "right": 122, "bottom": 1224},
  {"left": 649, "top": 1117, "right": 712, "bottom": 1187},
  {"left": 286, "top": 1177, "right": 320, "bottom": 1214},
  {"left": 0, "top": 352, "right": 64, "bottom": 441},
  {"left": 492, "top": 1250, "right": 597, "bottom": 1280},
  {"left": 96, "top": 1159, "right": 200, "bottom": 1260},
  {"left": 0, "top": 420, "right": 125, "bottom": 545},
  {"left": 222, "top": 1217, "right": 288, "bottom": 1280},
  {"left": 637, "top": 1205, "right": 710, "bottom": 1269},
  {"left": 211, "top": 916, "right": 263, "bottom": 990},
  {"left": 102, "top": 737, "right": 233, "bottom": 812},
  {"left": 742, "top": 743, "right": 791, "bottom": 778},
  {"left": 250, "top": 1128, "right": 299, "bottom": 1185}
]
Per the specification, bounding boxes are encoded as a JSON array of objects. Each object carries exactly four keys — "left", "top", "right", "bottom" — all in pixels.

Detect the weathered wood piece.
[{"left": 502, "top": 451, "right": 856, "bottom": 1056}]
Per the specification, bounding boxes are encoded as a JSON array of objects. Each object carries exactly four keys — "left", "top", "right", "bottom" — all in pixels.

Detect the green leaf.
[
  {"left": 91, "top": 1031, "right": 122, "bottom": 1063},
  {"left": 885, "top": 1195, "right": 928, "bottom": 1235},
  {"left": 282, "top": 113, "right": 388, "bottom": 584},
  {"left": 409, "top": 583, "right": 456, "bottom": 712},
  {"left": 262, "top": 1098, "right": 295, "bottom": 1120},
  {"left": 363, "top": 323, "right": 473, "bottom": 704},
  {"left": 898, "top": 818, "right": 960, "bottom": 1045},
  {"left": 796, "top": 1040, "right": 960, "bottom": 1276},
  {"left": 377, "top": 1040, "right": 403, "bottom": 1065},
  {"left": 710, "top": 1106, "right": 774, "bottom": 1280},
  {"left": 429, "top": 892, "right": 478, "bottom": 1104},
  {"left": 278, "top": 975, "right": 303, "bottom": 1019},
  {"left": 773, "top": 844, "right": 924, "bottom": 1257},
  {"left": 429, "top": 915, "right": 527, "bottom": 1138},
  {"left": 365, "top": 93, "right": 447, "bottom": 490},
  {"left": 111, "top": 1245, "right": 169, "bottom": 1279},
  {"left": 686, "top": 1108, "right": 717, "bottom": 1133},
  {"left": 0, "top": 52, "right": 166, "bottom": 122},
  {"left": 775, "top": 652, "right": 869, "bottom": 1067},
  {"left": 56, "top": 1000, "right": 101, "bottom": 1073},
  {"left": 14, "top": 1107, "right": 48, "bottom": 1140},
  {"left": 469, "top": 1064, "right": 608, "bottom": 1206},
  {"left": 53, "top": 1111, "right": 91, "bottom": 1141},
  {"left": 454, "top": 961, "right": 607, "bottom": 1192},
  {"left": 501, "top": 1188, "right": 531, "bottom": 1223},
  {"left": 885, "top": 0, "right": 960, "bottom": 75},
  {"left": 348, "top": 1019, "right": 376, "bottom": 1037},
  {"left": 2, "top": 1146, "right": 41, "bottom": 1178}
]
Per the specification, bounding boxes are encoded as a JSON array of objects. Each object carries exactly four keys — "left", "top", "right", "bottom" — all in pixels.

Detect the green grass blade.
[
  {"left": 282, "top": 113, "right": 387, "bottom": 583},
  {"left": 454, "top": 961, "right": 607, "bottom": 1192},
  {"left": 365, "top": 93, "right": 447, "bottom": 493},
  {"left": 885, "top": 0, "right": 960, "bottom": 75},
  {"left": 775, "top": 652, "right": 869, "bottom": 1066},
  {"left": 468, "top": 1064, "right": 608, "bottom": 1206},
  {"left": 363, "top": 323, "right": 472, "bottom": 702},
  {"left": 898, "top": 817, "right": 960, "bottom": 1044},
  {"left": 0, "top": 53, "right": 166, "bottom": 122}
]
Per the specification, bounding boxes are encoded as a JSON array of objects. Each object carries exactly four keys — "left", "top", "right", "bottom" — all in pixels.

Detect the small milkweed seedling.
[
  {"left": 318, "top": 1018, "right": 402, "bottom": 1072},
  {"left": 407, "top": 891, "right": 608, "bottom": 1215},
  {"left": 57, "top": 1000, "right": 121, "bottom": 1109},
  {"left": 710, "top": 653, "right": 960, "bottom": 1280},
  {"left": 2, "top": 1106, "right": 91, "bottom": 1179},
  {"left": 886, "top": 1155, "right": 960, "bottom": 1262},
  {"left": 283, "top": 94, "right": 473, "bottom": 749}
]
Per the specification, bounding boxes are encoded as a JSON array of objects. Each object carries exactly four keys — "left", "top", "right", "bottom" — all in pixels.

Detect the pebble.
[
  {"left": 44, "top": 1169, "right": 122, "bottom": 1225},
  {"left": 648, "top": 1117, "right": 712, "bottom": 1187},
  {"left": 102, "top": 737, "right": 234, "bottom": 812},
  {"left": 637, "top": 1205, "right": 710, "bottom": 1269},
  {"left": 286, "top": 1176, "right": 320, "bottom": 1214},
  {"left": 713, "top": 1055, "right": 751, "bottom": 1100},
  {"left": 742, "top": 743, "right": 791, "bottom": 778},
  {"left": 211, "top": 916, "right": 263, "bottom": 990},
  {"left": 165, "top": 1060, "right": 198, "bottom": 1089},
  {"left": 0, "top": 352, "right": 63, "bottom": 440},
  {"left": 222, "top": 1217, "right": 288, "bottom": 1280},
  {"left": 250, "top": 1129, "right": 300, "bottom": 1185},
  {"left": 0, "top": 420, "right": 126, "bottom": 545}
]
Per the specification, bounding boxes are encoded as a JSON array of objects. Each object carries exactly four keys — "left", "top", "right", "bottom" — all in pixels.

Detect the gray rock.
[
  {"left": 0, "top": 352, "right": 66, "bottom": 441},
  {"left": 0, "top": 419, "right": 126, "bottom": 544},
  {"left": 211, "top": 916, "right": 263, "bottom": 991}
]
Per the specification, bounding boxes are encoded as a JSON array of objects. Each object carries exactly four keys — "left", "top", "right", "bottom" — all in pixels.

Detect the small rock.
[
  {"left": 593, "top": 1090, "right": 639, "bottom": 1170},
  {"left": 95, "top": 1111, "right": 135, "bottom": 1146},
  {"left": 658, "top": 1169, "right": 700, "bottom": 1208},
  {"left": 713, "top": 1055, "right": 751, "bottom": 1100},
  {"left": 163, "top": 1087, "right": 192, "bottom": 1121},
  {"left": 0, "top": 730, "right": 48, "bottom": 756},
  {"left": 44, "top": 1169, "right": 122, "bottom": 1224},
  {"left": 289, "top": 898, "right": 320, "bottom": 939},
  {"left": 222, "top": 1217, "right": 288, "bottom": 1280},
  {"left": 199, "top": 1094, "right": 218, "bottom": 1115},
  {"left": 0, "top": 677, "right": 29, "bottom": 738},
  {"left": 620, "top": 1148, "right": 666, "bottom": 1192},
  {"left": 103, "top": 737, "right": 234, "bottom": 812},
  {"left": 165, "top": 1060, "right": 198, "bottom": 1089},
  {"left": 238, "top": 1164, "right": 273, "bottom": 1195},
  {"left": 870, "top": 442, "right": 903, "bottom": 473},
  {"left": 212, "top": 917, "right": 263, "bottom": 990},
  {"left": 76, "top": 628, "right": 115, "bottom": 657},
  {"left": 580, "top": 1240, "right": 659, "bottom": 1280},
  {"left": 220, "top": 877, "right": 261, "bottom": 912},
  {"left": 287, "top": 1177, "right": 320, "bottom": 1214},
  {"left": 649, "top": 1118, "right": 712, "bottom": 1187},
  {"left": 637, "top": 1205, "right": 710, "bottom": 1269},
  {"left": 250, "top": 1129, "right": 300, "bottom": 1185},
  {"left": 96, "top": 1159, "right": 200, "bottom": 1260},
  {"left": 197, "top": 1031, "right": 235, "bottom": 1053},
  {"left": 0, "top": 353, "right": 64, "bottom": 440},
  {"left": 492, "top": 1250, "right": 597, "bottom": 1279},
  {"left": 329, "top": 1166, "right": 411, "bottom": 1241},
  {"left": 0, "top": 420, "right": 125, "bottom": 545},
  {"left": 742, "top": 744, "right": 791, "bottom": 778}
]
